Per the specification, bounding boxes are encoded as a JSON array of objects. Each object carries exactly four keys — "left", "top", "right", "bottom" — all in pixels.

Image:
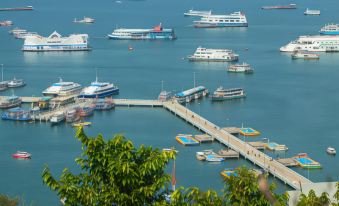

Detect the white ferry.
[
  {"left": 280, "top": 35, "right": 339, "bottom": 52},
  {"left": 184, "top": 9, "right": 212, "bottom": 17},
  {"left": 194, "top": 12, "right": 248, "bottom": 28},
  {"left": 227, "top": 62, "right": 253, "bottom": 73},
  {"left": 304, "top": 8, "right": 320, "bottom": 15},
  {"left": 43, "top": 78, "right": 82, "bottom": 97},
  {"left": 291, "top": 51, "right": 320, "bottom": 60},
  {"left": 108, "top": 24, "right": 176, "bottom": 40},
  {"left": 188, "top": 47, "right": 239, "bottom": 62},
  {"left": 79, "top": 80, "right": 119, "bottom": 98},
  {"left": 211, "top": 87, "right": 246, "bottom": 101},
  {"left": 7, "top": 77, "right": 26, "bottom": 88},
  {"left": 320, "top": 24, "right": 339, "bottom": 35},
  {"left": 22, "top": 31, "right": 90, "bottom": 51}
]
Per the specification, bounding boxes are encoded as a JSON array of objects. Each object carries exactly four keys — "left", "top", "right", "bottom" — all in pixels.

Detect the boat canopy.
[{"left": 176, "top": 86, "right": 206, "bottom": 97}]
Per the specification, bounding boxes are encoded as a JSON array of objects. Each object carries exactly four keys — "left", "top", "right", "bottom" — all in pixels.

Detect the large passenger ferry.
[
  {"left": 108, "top": 24, "right": 176, "bottom": 40},
  {"left": 194, "top": 12, "right": 248, "bottom": 28},
  {"left": 320, "top": 24, "right": 339, "bottom": 35},
  {"left": 280, "top": 35, "right": 339, "bottom": 52},
  {"left": 22, "top": 31, "right": 90, "bottom": 51},
  {"left": 79, "top": 79, "right": 119, "bottom": 98},
  {"left": 43, "top": 78, "right": 82, "bottom": 97},
  {"left": 188, "top": 47, "right": 239, "bottom": 62}
]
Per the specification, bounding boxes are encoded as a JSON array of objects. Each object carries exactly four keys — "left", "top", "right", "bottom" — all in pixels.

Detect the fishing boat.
[
  {"left": 0, "top": 20, "right": 13, "bottom": 26},
  {"left": 227, "top": 62, "right": 254, "bottom": 73},
  {"left": 73, "top": 17, "right": 95, "bottom": 23},
  {"left": 78, "top": 104, "right": 95, "bottom": 117},
  {"left": 320, "top": 24, "right": 339, "bottom": 35},
  {"left": 7, "top": 77, "right": 26, "bottom": 88},
  {"left": 327, "top": 147, "right": 336, "bottom": 155},
  {"left": 72, "top": 121, "right": 92, "bottom": 127},
  {"left": 194, "top": 12, "right": 248, "bottom": 28},
  {"left": 0, "top": 96, "right": 22, "bottom": 108},
  {"left": 304, "top": 8, "right": 320, "bottom": 15},
  {"left": 65, "top": 108, "right": 80, "bottom": 123},
  {"left": 261, "top": 4, "right": 297, "bottom": 10},
  {"left": 94, "top": 98, "right": 115, "bottom": 110},
  {"left": 184, "top": 9, "right": 212, "bottom": 17},
  {"left": 1, "top": 107, "right": 31, "bottom": 121},
  {"left": 43, "top": 78, "right": 82, "bottom": 97},
  {"left": 291, "top": 51, "right": 320, "bottom": 60},
  {"left": 211, "top": 87, "right": 246, "bottom": 101},
  {"left": 50, "top": 111, "right": 66, "bottom": 124},
  {"left": 188, "top": 47, "right": 239, "bottom": 62},
  {"left": 12, "top": 151, "right": 31, "bottom": 159}
]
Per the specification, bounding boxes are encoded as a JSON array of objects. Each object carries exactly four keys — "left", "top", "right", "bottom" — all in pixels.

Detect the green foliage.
[
  {"left": 223, "top": 167, "right": 288, "bottom": 206},
  {"left": 42, "top": 127, "right": 175, "bottom": 206},
  {"left": 0, "top": 194, "right": 19, "bottom": 206},
  {"left": 296, "top": 189, "right": 330, "bottom": 206}
]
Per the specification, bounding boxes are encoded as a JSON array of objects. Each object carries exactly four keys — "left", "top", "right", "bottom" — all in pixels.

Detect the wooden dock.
[
  {"left": 217, "top": 149, "right": 240, "bottom": 159},
  {"left": 113, "top": 99, "right": 163, "bottom": 107},
  {"left": 222, "top": 127, "right": 241, "bottom": 134},
  {"left": 194, "top": 134, "right": 214, "bottom": 143},
  {"left": 277, "top": 158, "right": 298, "bottom": 167},
  {"left": 248, "top": 141, "right": 267, "bottom": 150}
]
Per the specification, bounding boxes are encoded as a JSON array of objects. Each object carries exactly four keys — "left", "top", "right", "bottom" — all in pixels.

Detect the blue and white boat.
[
  {"left": 194, "top": 11, "right": 248, "bottom": 28},
  {"left": 320, "top": 24, "right": 339, "bottom": 35},
  {"left": 79, "top": 77, "right": 119, "bottom": 98},
  {"left": 175, "top": 86, "right": 209, "bottom": 104},
  {"left": 1, "top": 107, "right": 31, "bottom": 121},
  {"left": 108, "top": 24, "right": 176, "bottom": 40}
]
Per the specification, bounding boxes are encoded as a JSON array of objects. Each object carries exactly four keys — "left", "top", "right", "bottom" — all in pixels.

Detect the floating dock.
[
  {"left": 293, "top": 153, "right": 321, "bottom": 169},
  {"left": 222, "top": 127, "right": 241, "bottom": 134},
  {"left": 277, "top": 158, "right": 298, "bottom": 167},
  {"left": 194, "top": 134, "right": 214, "bottom": 143},
  {"left": 175, "top": 134, "right": 199, "bottom": 146},
  {"left": 239, "top": 127, "right": 261, "bottom": 136},
  {"left": 266, "top": 142, "right": 288, "bottom": 151},
  {"left": 248, "top": 141, "right": 266, "bottom": 150},
  {"left": 217, "top": 149, "right": 240, "bottom": 159}
]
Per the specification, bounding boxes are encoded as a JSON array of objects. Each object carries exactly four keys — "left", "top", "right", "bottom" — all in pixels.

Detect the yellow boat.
[
  {"left": 239, "top": 128, "right": 261, "bottom": 136},
  {"left": 72, "top": 121, "right": 92, "bottom": 127}
]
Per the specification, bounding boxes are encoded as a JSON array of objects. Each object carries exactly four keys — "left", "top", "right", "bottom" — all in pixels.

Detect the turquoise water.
[{"left": 1, "top": 0, "right": 339, "bottom": 204}]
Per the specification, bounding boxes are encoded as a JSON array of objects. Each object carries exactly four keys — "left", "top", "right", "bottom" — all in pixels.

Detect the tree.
[
  {"left": 0, "top": 194, "right": 19, "bottom": 206},
  {"left": 296, "top": 190, "right": 330, "bottom": 206},
  {"left": 42, "top": 127, "right": 175, "bottom": 206}
]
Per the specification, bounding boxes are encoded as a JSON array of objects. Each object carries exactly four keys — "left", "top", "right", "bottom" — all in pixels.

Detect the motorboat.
[
  {"left": 12, "top": 151, "right": 31, "bottom": 159},
  {"left": 327, "top": 147, "right": 336, "bottom": 155}
]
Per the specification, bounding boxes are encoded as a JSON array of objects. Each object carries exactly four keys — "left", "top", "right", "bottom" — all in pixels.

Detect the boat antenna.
[
  {"left": 1, "top": 64, "right": 3, "bottom": 82},
  {"left": 193, "top": 72, "right": 196, "bottom": 88}
]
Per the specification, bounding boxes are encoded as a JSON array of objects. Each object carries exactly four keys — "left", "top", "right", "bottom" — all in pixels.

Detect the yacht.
[
  {"left": 227, "top": 62, "right": 254, "bottom": 73},
  {"left": 14, "top": 32, "right": 38, "bottom": 39},
  {"left": 304, "top": 8, "right": 320, "bottom": 15},
  {"left": 280, "top": 35, "right": 339, "bottom": 52},
  {"left": 108, "top": 24, "right": 176, "bottom": 40},
  {"left": 194, "top": 11, "right": 248, "bottom": 28},
  {"left": 7, "top": 77, "right": 26, "bottom": 88},
  {"left": 291, "top": 51, "right": 320, "bottom": 60},
  {"left": 79, "top": 78, "right": 119, "bottom": 98},
  {"left": 211, "top": 87, "right": 246, "bottom": 101},
  {"left": 73, "top": 17, "right": 95, "bottom": 23},
  {"left": 43, "top": 78, "right": 82, "bottom": 97},
  {"left": 320, "top": 24, "right": 339, "bottom": 35},
  {"left": 188, "top": 47, "right": 239, "bottom": 62},
  {"left": 184, "top": 9, "right": 212, "bottom": 17},
  {"left": 50, "top": 111, "right": 66, "bottom": 124},
  {"left": 22, "top": 31, "right": 90, "bottom": 51},
  {"left": 0, "top": 96, "right": 22, "bottom": 109}
]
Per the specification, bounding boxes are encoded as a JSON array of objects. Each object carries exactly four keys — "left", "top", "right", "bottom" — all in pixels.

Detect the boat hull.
[
  {"left": 79, "top": 88, "right": 119, "bottom": 98},
  {"left": 108, "top": 34, "right": 176, "bottom": 40},
  {"left": 188, "top": 57, "right": 238, "bottom": 62},
  {"left": 194, "top": 22, "right": 248, "bottom": 28},
  {"left": 211, "top": 94, "right": 246, "bottom": 101},
  {"left": 320, "top": 31, "right": 339, "bottom": 35}
]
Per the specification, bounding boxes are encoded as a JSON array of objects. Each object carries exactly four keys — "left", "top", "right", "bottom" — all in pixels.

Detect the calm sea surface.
[{"left": 1, "top": 0, "right": 339, "bottom": 204}]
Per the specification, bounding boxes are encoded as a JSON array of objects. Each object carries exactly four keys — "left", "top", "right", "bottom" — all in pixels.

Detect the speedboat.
[
  {"left": 43, "top": 78, "right": 82, "bottom": 97},
  {"left": 327, "top": 147, "right": 336, "bottom": 155},
  {"left": 7, "top": 77, "right": 26, "bottom": 88},
  {"left": 12, "top": 151, "right": 31, "bottom": 159},
  {"left": 205, "top": 154, "right": 224, "bottom": 162}
]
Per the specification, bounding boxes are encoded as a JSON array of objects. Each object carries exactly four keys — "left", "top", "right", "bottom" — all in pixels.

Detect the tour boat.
[
  {"left": 0, "top": 96, "right": 22, "bottom": 109},
  {"left": 79, "top": 74, "right": 119, "bottom": 98},
  {"left": 188, "top": 47, "right": 239, "bottom": 62},
  {"left": 280, "top": 35, "right": 339, "bottom": 52},
  {"left": 12, "top": 151, "right": 31, "bottom": 159},
  {"left": 291, "top": 51, "right": 320, "bottom": 60},
  {"left": 7, "top": 77, "right": 26, "bottom": 88},
  {"left": 78, "top": 104, "right": 95, "bottom": 117},
  {"left": 94, "top": 98, "right": 115, "bottom": 110},
  {"left": 205, "top": 154, "right": 224, "bottom": 162},
  {"left": 73, "top": 17, "right": 95, "bottom": 23},
  {"left": 304, "top": 8, "right": 320, "bottom": 15},
  {"left": 50, "top": 111, "right": 66, "bottom": 124},
  {"left": 43, "top": 78, "right": 82, "bottom": 97},
  {"left": 319, "top": 24, "right": 339, "bottom": 35},
  {"left": 1, "top": 107, "right": 31, "bottom": 121},
  {"left": 227, "top": 62, "right": 254, "bottom": 73},
  {"left": 211, "top": 87, "right": 246, "bottom": 101},
  {"left": 184, "top": 9, "right": 212, "bottom": 17},
  {"left": 194, "top": 12, "right": 248, "bottom": 28},
  {"left": 327, "top": 147, "right": 336, "bottom": 155},
  {"left": 65, "top": 108, "right": 80, "bottom": 123}
]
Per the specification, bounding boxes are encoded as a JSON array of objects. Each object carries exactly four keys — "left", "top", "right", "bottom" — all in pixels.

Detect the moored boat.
[
  {"left": 211, "top": 87, "right": 246, "bottom": 101},
  {"left": 175, "top": 86, "right": 208, "bottom": 104},
  {"left": 194, "top": 12, "right": 248, "bottom": 28},
  {"left": 327, "top": 147, "right": 336, "bottom": 155},
  {"left": 158, "top": 90, "right": 172, "bottom": 101},
  {"left": 43, "top": 78, "right": 82, "bottom": 97},
  {"left": 50, "top": 111, "right": 66, "bottom": 124},
  {"left": 94, "top": 98, "right": 115, "bottom": 110},
  {"left": 227, "top": 62, "right": 253, "bottom": 73},
  {"left": 184, "top": 9, "right": 212, "bottom": 17},
  {"left": 0, "top": 96, "right": 22, "bottom": 108},
  {"left": 188, "top": 47, "right": 239, "bottom": 62},
  {"left": 79, "top": 74, "right": 119, "bottom": 98},
  {"left": 78, "top": 104, "right": 95, "bottom": 117},
  {"left": 1, "top": 107, "right": 31, "bottom": 121},
  {"left": 280, "top": 35, "right": 339, "bottom": 52},
  {"left": 12, "top": 151, "right": 31, "bottom": 159},
  {"left": 291, "top": 51, "right": 320, "bottom": 60},
  {"left": 319, "top": 24, "right": 339, "bottom": 35},
  {"left": 7, "top": 77, "right": 26, "bottom": 88},
  {"left": 0, "top": 65, "right": 7, "bottom": 91},
  {"left": 65, "top": 108, "right": 80, "bottom": 123}
]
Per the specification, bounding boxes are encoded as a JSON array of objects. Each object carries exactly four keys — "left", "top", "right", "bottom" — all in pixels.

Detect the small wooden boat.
[
  {"left": 12, "top": 151, "right": 31, "bottom": 159},
  {"left": 327, "top": 147, "right": 336, "bottom": 155},
  {"left": 72, "top": 121, "right": 92, "bottom": 127}
]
